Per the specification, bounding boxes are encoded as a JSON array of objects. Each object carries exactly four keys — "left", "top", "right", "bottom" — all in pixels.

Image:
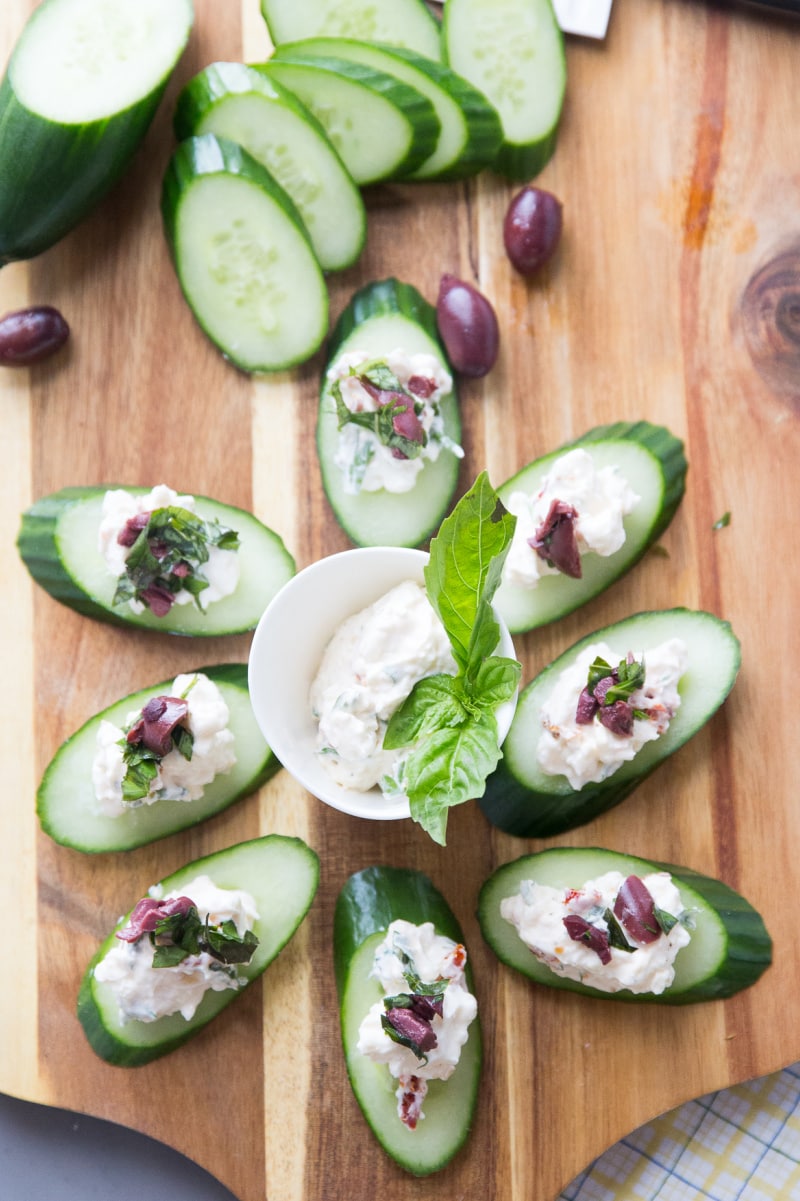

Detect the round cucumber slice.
[
  {"left": 495, "top": 422, "right": 688, "bottom": 634},
  {"left": 162, "top": 133, "right": 329, "bottom": 373},
  {"left": 479, "top": 608, "right": 741, "bottom": 837},
  {"left": 442, "top": 0, "right": 566, "bottom": 180},
  {"left": 317, "top": 278, "right": 463, "bottom": 548},
  {"left": 334, "top": 867, "right": 481, "bottom": 1175},
  {"left": 270, "top": 38, "right": 503, "bottom": 181},
  {"left": 259, "top": 0, "right": 443, "bottom": 61},
  {"left": 17, "top": 485, "right": 296, "bottom": 636},
  {"left": 173, "top": 62, "right": 365, "bottom": 272},
  {"left": 38, "top": 665, "right": 278, "bottom": 853},
  {"left": 259, "top": 53, "right": 440, "bottom": 183},
  {"left": 478, "top": 847, "right": 772, "bottom": 1003},
  {"left": 78, "top": 835, "right": 319, "bottom": 1065},
  {"left": 0, "top": 0, "right": 193, "bottom": 264}
]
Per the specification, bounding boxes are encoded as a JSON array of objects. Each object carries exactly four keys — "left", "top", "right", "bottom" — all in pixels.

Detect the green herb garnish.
[
  {"left": 586, "top": 655, "right": 646, "bottom": 706},
  {"left": 712, "top": 511, "right": 731, "bottom": 531},
  {"left": 150, "top": 907, "right": 258, "bottom": 969},
  {"left": 383, "top": 473, "right": 521, "bottom": 845},
  {"left": 332, "top": 378, "right": 425, "bottom": 461},
  {"left": 603, "top": 909, "right": 636, "bottom": 953}
]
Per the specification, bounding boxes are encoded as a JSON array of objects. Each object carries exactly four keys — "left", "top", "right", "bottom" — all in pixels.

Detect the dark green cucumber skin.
[
  {"left": 37, "top": 664, "right": 279, "bottom": 853},
  {"left": 334, "top": 867, "right": 481, "bottom": 1175},
  {"left": 334, "top": 866, "right": 465, "bottom": 997},
  {"left": 318, "top": 277, "right": 462, "bottom": 547},
  {"left": 478, "top": 849, "right": 772, "bottom": 1004},
  {"left": 78, "top": 835, "right": 319, "bottom": 1066},
  {"left": 0, "top": 3, "right": 192, "bottom": 265},
  {"left": 266, "top": 48, "right": 441, "bottom": 179},
  {"left": 497, "top": 421, "right": 688, "bottom": 633},
  {"left": 17, "top": 484, "right": 294, "bottom": 635},
  {"left": 479, "top": 608, "right": 740, "bottom": 838}
]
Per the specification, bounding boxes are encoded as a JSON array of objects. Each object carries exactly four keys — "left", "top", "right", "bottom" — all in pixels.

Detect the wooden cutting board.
[{"left": 2, "top": 2, "right": 799, "bottom": 1198}]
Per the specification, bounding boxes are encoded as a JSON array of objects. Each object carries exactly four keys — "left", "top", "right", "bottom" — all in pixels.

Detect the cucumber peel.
[
  {"left": 317, "top": 277, "right": 462, "bottom": 548},
  {"left": 478, "top": 847, "right": 772, "bottom": 1003},
  {"left": 38, "top": 665, "right": 278, "bottom": 853},
  {"left": 495, "top": 421, "right": 688, "bottom": 634},
  {"left": 334, "top": 867, "right": 481, "bottom": 1175},
  {"left": 17, "top": 485, "right": 296, "bottom": 636},
  {"left": 78, "top": 835, "right": 319, "bottom": 1065},
  {"left": 479, "top": 608, "right": 741, "bottom": 838}
]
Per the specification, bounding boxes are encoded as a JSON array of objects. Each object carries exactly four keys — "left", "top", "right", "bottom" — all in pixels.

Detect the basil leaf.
[
  {"left": 424, "top": 472, "right": 516, "bottom": 676},
  {"left": 152, "top": 943, "right": 190, "bottom": 969},
  {"left": 470, "top": 656, "right": 521, "bottom": 711},
  {"left": 332, "top": 381, "right": 423, "bottom": 459},
  {"left": 405, "top": 712, "right": 502, "bottom": 845},
  {"left": 361, "top": 362, "right": 403, "bottom": 392},
  {"left": 603, "top": 908, "right": 636, "bottom": 953},
  {"left": 587, "top": 656, "right": 613, "bottom": 692},
  {"left": 120, "top": 754, "right": 159, "bottom": 803},
  {"left": 654, "top": 905, "right": 680, "bottom": 934},
  {"left": 383, "top": 674, "right": 467, "bottom": 750}
]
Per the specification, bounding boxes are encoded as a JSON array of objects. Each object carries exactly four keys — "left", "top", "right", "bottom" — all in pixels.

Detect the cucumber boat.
[
  {"left": 494, "top": 421, "right": 687, "bottom": 635},
  {"left": 317, "top": 278, "right": 463, "bottom": 548},
  {"left": 478, "top": 848, "right": 772, "bottom": 1003},
  {"left": 0, "top": 0, "right": 193, "bottom": 264},
  {"left": 334, "top": 867, "right": 482, "bottom": 1175},
  {"left": 38, "top": 665, "right": 278, "bottom": 853},
  {"left": 17, "top": 484, "right": 296, "bottom": 636},
  {"left": 479, "top": 608, "right": 741, "bottom": 838},
  {"left": 78, "top": 835, "right": 319, "bottom": 1065}
]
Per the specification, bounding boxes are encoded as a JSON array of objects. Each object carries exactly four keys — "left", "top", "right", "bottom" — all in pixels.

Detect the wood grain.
[{"left": 2, "top": 1, "right": 800, "bottom": 1198}]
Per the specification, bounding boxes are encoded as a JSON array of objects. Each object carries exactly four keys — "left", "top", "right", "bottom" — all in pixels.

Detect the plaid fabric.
[{"left": 559, "top": 1063, "right": 800, "bottom": 1200}]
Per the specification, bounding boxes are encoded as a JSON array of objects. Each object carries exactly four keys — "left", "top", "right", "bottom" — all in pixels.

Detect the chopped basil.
[
  {"left": 653, "top": 905, "right": 680, "bottom": 934},
  {"left": 712, "top": 511, "right": 731, "bottom": 531},
  {"left": 332, "top": 378, "right": 426, "bottom": 460},
  {"left": 602, "top": 908, "right": 637, "bottom": 953},
  {"left": 149, "top": 906, "right": 258, "bottom": 969}
]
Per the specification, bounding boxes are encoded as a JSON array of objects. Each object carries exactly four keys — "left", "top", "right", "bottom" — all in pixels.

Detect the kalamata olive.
[
  {"left": 503, "top": 186, "right": 563, "bottom": 276},
  {"left": 0, "top": 305, "right": 70, "bottom": 366},
  {"left": 436, "top": 274, "right": 499, "bottom": 378}
]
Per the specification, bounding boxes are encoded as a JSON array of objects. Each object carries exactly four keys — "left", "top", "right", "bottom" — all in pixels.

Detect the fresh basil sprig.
[{"left": 383, "top": 473, "right": 520, "bottom": 845}]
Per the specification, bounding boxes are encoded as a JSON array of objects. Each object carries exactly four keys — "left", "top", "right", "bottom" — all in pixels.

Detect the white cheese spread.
[
  {"left": 91, "top": 672, "right": 236, "bottom": 817},
  {"left": 97, "top": 484, "right": 240, "bottom": 611},
  {"left": 356, "top": 919, "right": 477, "bottom": 1127},
  {"left": 310, "top": 580, "right": 457, "bottom": 795},
  {"left": 327, "top": 348, "right": 462, "bottom": 495},
  {"left": 500, "top": 870, "right": 692, "bottom": 995},
  {"left": 93, "top": 875, "right": 259, "bottom": 1023},
  {"left": 537, "top": 638, "right": 688, "bottom": 790},
  {"left": 503, "top": 448, "right": 640, "bottom": 588}
]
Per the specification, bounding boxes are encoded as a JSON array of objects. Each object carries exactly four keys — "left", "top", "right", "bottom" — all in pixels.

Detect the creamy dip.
[
  {"left": 503, "top": 448, "right": 639, "bottom": 588},
  {"left": 357, "top": 919, "right": 477, "bottom": 1128},
  {"left": 538, "top": 638, "right": 688, "bottom": 790},
  {"left": 310, "top": 580, "right": 457, "bottom": 795},
  {"left": 91, "top": 672, "right": 236, "bottom": 817},
  {"left": 98, "top": 484, "right": 240, "bottom": 612},
  {"left": 328, "top": 348, "right": 462, "bottom": 495},
  {"left": 500, "top": 870, "right": 692, "bottom": 995},
  {"left": 93, "top": 875, "right": 259, "bottom": 1023}
]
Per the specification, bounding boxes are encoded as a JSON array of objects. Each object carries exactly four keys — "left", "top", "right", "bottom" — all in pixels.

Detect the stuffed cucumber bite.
[
  {"left": 38, "top": 665, "right": 278, "bottom": 853},
  {"left": 334, "top": 867, "right": 481, "bottom": 1175},
  {"left": 494, "top": 421, "right": 687, "bottom": 635},
  {"left": 317, "top": 278, "right": 463, "bottom": 548},
  {"left": 479, "top": 608, "right": 740, "bottom": 839},
  {"left": 17, "top": 482, "right": 295, "bottom": 635},
  {"left": 478, "top": 848, "right": 772, "bottom": 1004},
  {"left": 78, "top": 835, "right": 319, "bottom": 1066}
]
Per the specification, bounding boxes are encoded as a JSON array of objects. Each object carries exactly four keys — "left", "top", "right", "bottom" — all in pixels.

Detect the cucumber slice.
[
  {"left": 260, "top": 0, "right": 442, "bottom": 61},
  {"left": 479, "top": 608, "right": 741, "bottom": 838},
  {"left": 478, "top": 848, "right": 772, "bottom": 1003},
  {"left": 442, "top": 0, "right": 566, "bottom": 180},
  {"left": 173, "top": 63, "right": 365, "bottom": 272},
  {"left": 334, "top": 867, "right": 482, "bottom": 1175},
  {"left": 317, "top": 278, "right": 462, "bottom": 547},
  {"left": 259, "top": 52, "right": 440, "bottom": 183},
  {"left": 17, "top": 485, "right": 296, "bottom": 636},
  {"left": 495, "top": 422, "right": 688, "bottom": 634},
  {"left": 0, "top": 0, "right": 193, "bottom": 264},
  {"left": 269, "top": 38, "right": 502, "bottom": 181},
  {"left": 78, "top": 835, "right": 319, "bottom": 1065},
  {"left": 38, "top": 665, "right": 278, "bottom": 853},
  {"left": 162, "top": 133, "right": 328, "bottom": 372}
]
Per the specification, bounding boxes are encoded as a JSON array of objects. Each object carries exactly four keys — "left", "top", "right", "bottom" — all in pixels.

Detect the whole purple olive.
[
  {"left": 503, "top": 186, "right": 563, "bottom": 276},
  {"left": 436, "top": 274, "right": 499, "bottom": 378},
  {"left": 0, "top": 305, "right": 70, "bottom": 366}
]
